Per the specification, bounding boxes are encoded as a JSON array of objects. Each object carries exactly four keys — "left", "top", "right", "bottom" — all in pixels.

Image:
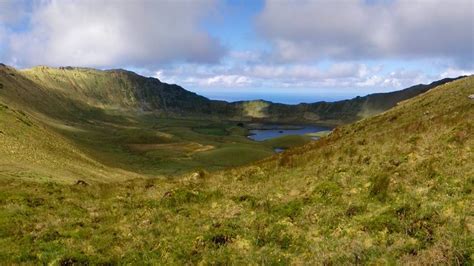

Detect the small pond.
[{"left": 247, "top": 125, "right": 331, "bottom": 141}]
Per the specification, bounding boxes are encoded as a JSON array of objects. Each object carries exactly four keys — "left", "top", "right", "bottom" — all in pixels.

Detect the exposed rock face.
[{"left": 469, "top": 94, "right": 474, "bottom": 99}]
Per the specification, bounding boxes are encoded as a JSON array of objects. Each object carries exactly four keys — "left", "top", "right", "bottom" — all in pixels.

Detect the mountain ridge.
[{"left": 0, "top": 64, "right": 465, "bottom": 125}]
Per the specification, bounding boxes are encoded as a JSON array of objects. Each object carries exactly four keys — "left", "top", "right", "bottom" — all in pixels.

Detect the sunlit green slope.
[{"left": 0, "top": 65, "right": 143, "bottom": 182}]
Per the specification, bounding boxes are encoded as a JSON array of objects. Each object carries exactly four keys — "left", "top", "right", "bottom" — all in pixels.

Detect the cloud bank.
[
  {"left": 154, "top": 61, "right": 431, "bottom": 92},
  {"left": 2, "top": 0, "right": 225, "bottom": 67},
  {"left": 257, "top": 0, "right": 474, "bottom": 67}
]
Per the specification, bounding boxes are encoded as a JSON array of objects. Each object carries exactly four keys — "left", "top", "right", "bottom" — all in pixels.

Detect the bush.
[
  {"left": 370, "top": 174, "right": 390, "bottom": 201},
  {"left": 161, "top": 188, "right": 222, "bottom": 209},
  {"left": 270, "top": 199, "right": 304, "bottom": 220},
  {"left": 313, "top": 180, "right": 343, "bottom": 203},
  {"left": 278, "top": 154, "right": 295, "bottom": 168}
]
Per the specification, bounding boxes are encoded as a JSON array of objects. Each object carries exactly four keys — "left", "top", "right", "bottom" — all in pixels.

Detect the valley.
[
  {"left": 0, "top": 65, "right": 323, "bottom": 179},
  {"left": 0, "top": 64, "right": 472, "bottom": 264},
  {"left": 0, "top": 65, "right": 462, "bottom": 181}
]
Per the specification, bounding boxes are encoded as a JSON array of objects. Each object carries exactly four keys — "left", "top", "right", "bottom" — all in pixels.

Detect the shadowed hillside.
[
  {"left": 245, "top": 77, "right": 464, "bottom": 124},
  {"left": 0, "top": 74, "right": 472, "bottom": 264}
]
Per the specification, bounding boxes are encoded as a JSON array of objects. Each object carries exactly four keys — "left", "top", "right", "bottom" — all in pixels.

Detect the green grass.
[
  {"left": 192, "top": 125, "right": 228, "bottom": 136},
  {"left": 0, "top": 66, "right": 473, "bottom": 264},
  {"left": 193, "top": 146, "right": 273, "bottom": 168},
  {"left": 51, "top": 116, "right": 275, "bottom": 176},
  {"left": 263, "top": 135, "right": 313, "bottom": 149},
  {"left": 305, "top": 130, "right": 332, "bottom": 138}
]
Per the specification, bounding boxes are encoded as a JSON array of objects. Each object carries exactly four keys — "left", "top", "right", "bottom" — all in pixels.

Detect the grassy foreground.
[{"left": 0, "top": 74, "right": 472, "bottom": 264}]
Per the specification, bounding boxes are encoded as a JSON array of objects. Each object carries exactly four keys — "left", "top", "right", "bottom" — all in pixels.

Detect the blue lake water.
[{"left": 247, "top": 125, "right": 330, "bottom": 141}]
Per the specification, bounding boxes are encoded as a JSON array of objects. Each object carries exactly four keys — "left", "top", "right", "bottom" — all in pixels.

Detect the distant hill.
[
  {"left": 245, "top": 76, "right": 464, "bottom": 124},
  {"left": 0, "top": 64, "right": 463, "bottom": 125}
]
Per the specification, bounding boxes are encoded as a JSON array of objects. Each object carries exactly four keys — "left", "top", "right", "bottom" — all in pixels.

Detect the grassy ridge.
[
  {"left": 4, "top": 64, "right": 462, "bottom": 125},
  {"left": 0, "top": 75, "right": 472, "bottom": 263}
]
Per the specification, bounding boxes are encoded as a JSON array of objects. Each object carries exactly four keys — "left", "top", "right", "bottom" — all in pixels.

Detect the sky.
[{"left": 0, "top": 0, "right": 473, "bottom": 104}]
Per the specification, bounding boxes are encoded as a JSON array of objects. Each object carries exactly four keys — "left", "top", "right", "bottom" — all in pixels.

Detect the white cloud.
[
  {"left": 0, "top": 25, "right": 4, "bottom": 43},
  {"left": 202, "top": 75, "right": 252, "bottom": 87},
  {"left": 356, "top": 69, "right": 433, "bottom": 88},
  {"left": 356, "top": 75, "right": 384, "bottom": 87},
  {"left": 439, "top": 68, "right": 473, "bottom": 79},
  {"left": 0, "top": 24, "right": 7, "bottom": 60},
  {"left": 244, "top": 63, "right": 372, "bottom": 80},
  {"left": 257, "top": 0, "right": 474, "bottom": 66},
  {"left": 229, "top": 51, "right": 261, "bottom": 63},
  {"left": 152, "top": 61, "right": 432, "bottom": 92},
  {"left": 3, "top": 0, "right": 225, "bottom": 67}
]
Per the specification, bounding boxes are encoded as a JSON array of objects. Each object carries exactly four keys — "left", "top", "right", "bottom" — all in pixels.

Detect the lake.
[{"left": 247, "top": 124, "right": 331, "bottom": 141}]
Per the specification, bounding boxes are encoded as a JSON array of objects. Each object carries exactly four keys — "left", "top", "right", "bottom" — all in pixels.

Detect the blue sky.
[
  {"left": 203, "top": 0, "right": 266, "bottom": 51},
  {"left": 0, "top": 0, "right": 473, "bottom": 104}
]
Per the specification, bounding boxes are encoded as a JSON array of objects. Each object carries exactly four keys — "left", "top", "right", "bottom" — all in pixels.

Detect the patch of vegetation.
[
  {"left": 192, "top": 125, "right": 228, "bottom": 136},
  {"left": 306, "top": 130, "right": 332, "bottom": 138},
  {"left": 263, "top": 135, "right": 312, "bottom": 149},
  {"left": 369, "top": 174, "right": 391, "bottom": 201},
  {"left": 194, "top": 146, "right": 273, "bottom": 167}
]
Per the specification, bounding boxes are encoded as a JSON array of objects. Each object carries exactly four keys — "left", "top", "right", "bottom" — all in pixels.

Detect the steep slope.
[
  {"left": 0, "top": 76, "right": 471, "bottom": 264},
  {"left": 20, "top": 66, "right": 219, "bottom": 115},
  {"left": 0, "top": 65, "right": 144, "bottom": 182},
  {"left": 0, "top": 101, "right": 141, "bottom": 183},
  {"left": 0, "top": 65, "right": 233, "bottom": 122}
]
